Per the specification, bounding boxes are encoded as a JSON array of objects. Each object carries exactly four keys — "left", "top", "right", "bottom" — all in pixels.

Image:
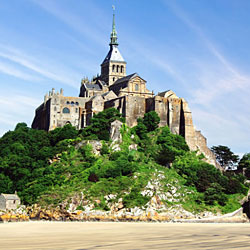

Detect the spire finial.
[{"left": 110, "top": 5, "right": 118, "bottom": 47}]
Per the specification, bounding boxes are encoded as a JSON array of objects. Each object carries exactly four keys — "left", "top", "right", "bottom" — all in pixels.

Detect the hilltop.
[{"left": 0, "top": 108, "right": 249, "bottom": 221}]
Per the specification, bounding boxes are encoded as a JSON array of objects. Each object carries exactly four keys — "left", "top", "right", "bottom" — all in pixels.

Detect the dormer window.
[{"left": 135, "top": 84, "right": 139, "bottom": 91}]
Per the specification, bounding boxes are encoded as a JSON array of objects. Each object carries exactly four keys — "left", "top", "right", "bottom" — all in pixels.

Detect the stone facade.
[
  {"left": 0, "top": 193, "right": 21, "bottom": 211},
  {"left": 32, "top": 12, "right": 219, "bottom": 167}
]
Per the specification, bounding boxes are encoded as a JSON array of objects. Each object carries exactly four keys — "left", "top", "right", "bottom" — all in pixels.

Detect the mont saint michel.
[{"left": 0, "top": 1, "right": 250, "bottom": 250}]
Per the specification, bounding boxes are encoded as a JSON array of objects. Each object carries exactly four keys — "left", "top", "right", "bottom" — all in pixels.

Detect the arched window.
[
  {"left": 112, "top": 65, "right": 115, "bottom": 72},
  {"left": 121, "top": 65, "right": 124, "bottom": 73},
  {"left": 116, "top": 65, "right": 119, "bottom": 73},
  {"left": 62, "top": 107, "right": 70, "bottom": 114},
  {"left": 66, "top": 101, "right": 70, "bottom": 104},
  {"left": 113, "top": 77, "right": 115, "bottom": 82},
  {"left": 71, "top": 101, "right": 74, "bottom": 105},
  {"left": 75, "top": 102, "right": 79, "bottom": 106},
  {"left": 54, "top": 106, "right": 57, "bottom": 111}
]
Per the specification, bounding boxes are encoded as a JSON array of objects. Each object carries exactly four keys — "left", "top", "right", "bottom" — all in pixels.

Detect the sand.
[{"left": 0, "top": 221, "right": 250, "bottom": 249}]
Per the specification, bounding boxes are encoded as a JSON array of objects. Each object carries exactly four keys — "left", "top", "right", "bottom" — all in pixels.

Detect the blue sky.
[{"left": 0, "top": 0, "right": 249, "bottom": 155}]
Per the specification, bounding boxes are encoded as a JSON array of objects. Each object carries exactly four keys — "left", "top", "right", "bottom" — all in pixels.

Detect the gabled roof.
[
  {"left": 1, "top": 193, "right": 20, "bottom": 200},
  {"left": 113, "top": 73, "right": 138, "bottom": 85},
  {"left": 102, "top": 46, "right": 125, "bottom": 65},
  {"left": 157, "top": 90, "right": 177, "bottom": 99}
]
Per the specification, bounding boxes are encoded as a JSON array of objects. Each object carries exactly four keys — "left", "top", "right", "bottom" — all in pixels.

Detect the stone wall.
[{"left": 0, "top": 195, "right": 6, "bottom": 210}]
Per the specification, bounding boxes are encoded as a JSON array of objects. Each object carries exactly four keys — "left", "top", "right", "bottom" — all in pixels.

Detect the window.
[
  {"left": 66, "top": 101, "right": 70, "bottom": 104},
  {"left": 54, "top": 107, "right": 57, "bottom": 111},
  {"left": 62, "top": 107, "right": 70, "bottom": 113},
  {"left": 71, "top": 101, "right": 74, "bottom": 105},
  {"left": 135, "top": 84, "right": 139, "bottom": 91},
  {"left": 112, "top": 65, "right": 115, "bottom": 72},
  {"left": 75, "top": 108, "right": 78, "bottom": 113},
  {"left": 113, "top": 77, "right": 115, "bottom": 82},
  {"left": 75, "top": 102, "right": 79, "bottom": 106},
  {"left": 116, "top": 65, "right": 119, "bottom": 73},
  {"left": 121, "top": 65, "right": 124, "bottom": 73}
]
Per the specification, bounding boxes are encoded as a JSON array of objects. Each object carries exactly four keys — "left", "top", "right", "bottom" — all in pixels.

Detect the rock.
[{"left": 110, "top": 120, "right": 123, "bottom": 142}]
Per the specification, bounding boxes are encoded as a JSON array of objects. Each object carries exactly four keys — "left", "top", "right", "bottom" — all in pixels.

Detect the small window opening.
[
  {"left": 135, "top": 84, "right": 139, "bottom": 91},
  {"left": 63, "top": 107, "right": 70, "bottom": 113}
]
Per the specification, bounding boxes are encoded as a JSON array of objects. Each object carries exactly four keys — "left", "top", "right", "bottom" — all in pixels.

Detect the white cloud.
[
  {"left": 0, "top": 44, "right": 80, "bottom": 88},
  {"left": 164, "top": 0, "right": 250, "bottom": 103},
  {"left": 0, "top": 60, "right": 40, "bottom": 81}
]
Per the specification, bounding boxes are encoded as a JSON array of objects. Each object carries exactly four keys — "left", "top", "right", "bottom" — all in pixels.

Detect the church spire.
[{"left": 110, "top": 5, "right": 118, "bottom": 47}]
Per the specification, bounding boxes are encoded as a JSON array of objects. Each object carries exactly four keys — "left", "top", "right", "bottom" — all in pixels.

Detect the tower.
[{"left": 100, "top": 6, "right": 126, "bottom": 86}]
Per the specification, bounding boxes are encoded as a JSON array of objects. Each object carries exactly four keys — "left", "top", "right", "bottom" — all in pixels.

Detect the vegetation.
[
  {"left": 0, "top": 108, "right": 248, "bottom": 214},
  {"left": 211, "top": 145, "right": 239, "bottom": 170}
]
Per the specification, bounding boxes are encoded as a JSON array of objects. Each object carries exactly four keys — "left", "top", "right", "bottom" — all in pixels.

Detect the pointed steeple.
[
  {"left": 110, "top": 5, "right": 118, "bottom": 47},
  {"left": 100, "top": 6, "right": 126, "bottom": 86}
]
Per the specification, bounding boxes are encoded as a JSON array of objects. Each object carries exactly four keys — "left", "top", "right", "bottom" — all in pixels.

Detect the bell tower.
[{"left": 100, "top": 6, "right": 126, "bottom": 86}]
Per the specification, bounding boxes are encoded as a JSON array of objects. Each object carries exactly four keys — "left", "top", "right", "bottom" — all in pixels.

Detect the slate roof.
[
  {"left": 102, "top": 46, "right": 125, "bottom": 64},
  {"left": 113, "top": 73, "right": 138, "bottom": 85},
  {"left": 1, "top": 193, "right": 20, "bottom": 200},
  {"left": 84, "top": 83, "right": 102, "bottom": 91}
]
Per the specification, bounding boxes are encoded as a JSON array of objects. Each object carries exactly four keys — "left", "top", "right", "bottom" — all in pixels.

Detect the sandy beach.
[{"left": 1, "top": 221, "right": 250, "bottom": 249}]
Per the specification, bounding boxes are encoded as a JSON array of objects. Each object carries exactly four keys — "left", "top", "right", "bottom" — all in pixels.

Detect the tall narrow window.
[
  {"left": 121, "top": 66, "right": 124, "bottom": 73},
  {"left": 116, "top": 65, "right": 119, "bottom": 73},
  {"left": 112, "top": 65, "right": 115, "bottom": 72},
  {"left": 135, "top": 84, "right": 139, "bottom": 91},
  {"left": 113, "top": 77, "right": 115, "bottom": 82}
]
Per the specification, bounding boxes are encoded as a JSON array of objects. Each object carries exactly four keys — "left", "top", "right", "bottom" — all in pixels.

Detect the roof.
[
  {"left": 1, "top": 193, "right": 20, "bottom": 200},
  {"left": 157, "top": 90, "right": 177, "bottom": 98},
  {"left": 98, "top": 80, "right": 107, "bottom": 86},
  {"left": 102, "top": 45, "right": 125, "bottom": 64},
  {"left": 112, "top": 73, "right": 138, "bottom": 85},
  {"left": 84, "top": 83, "right": 102, "bottom": 91}
]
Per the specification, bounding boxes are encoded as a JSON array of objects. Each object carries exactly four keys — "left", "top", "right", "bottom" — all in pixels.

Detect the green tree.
[
  {"left": 155, "top": 126, "right": 189, "bottom": 165},
  {"left": 238, "top": 153, "right": 250, "bottom": 178},
  {"left": 82, "top": 108, "right": 125, "bottom": 141},
  {"left": 133, "top": 118, "right": 148, "bottom": 140},
  {"left": 142, "top": 111, "right": 160, "bottom": 132},
  {"left": 211, "top": 145, "right": 239, "bottom": 170},
  {"left": 204, "top": 183, "right": 227, "bottom": 206}
]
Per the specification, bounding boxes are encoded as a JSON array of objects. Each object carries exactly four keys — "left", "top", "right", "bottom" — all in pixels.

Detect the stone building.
[
  {"left": 32, "top": 11, "right": 218, "bottom": 167},
  {"left": 0, "top": 193, "right": 21, "bottom": 211}
]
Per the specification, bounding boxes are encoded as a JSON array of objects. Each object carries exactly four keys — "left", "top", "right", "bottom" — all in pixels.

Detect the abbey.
[{"left": 32, "top": 12, "right": 218, "bottom": 167}]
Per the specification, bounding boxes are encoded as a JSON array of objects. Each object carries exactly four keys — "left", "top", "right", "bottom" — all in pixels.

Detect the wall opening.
[{"left": 63, "top": 107, "right": 70, "bottom": 113}]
